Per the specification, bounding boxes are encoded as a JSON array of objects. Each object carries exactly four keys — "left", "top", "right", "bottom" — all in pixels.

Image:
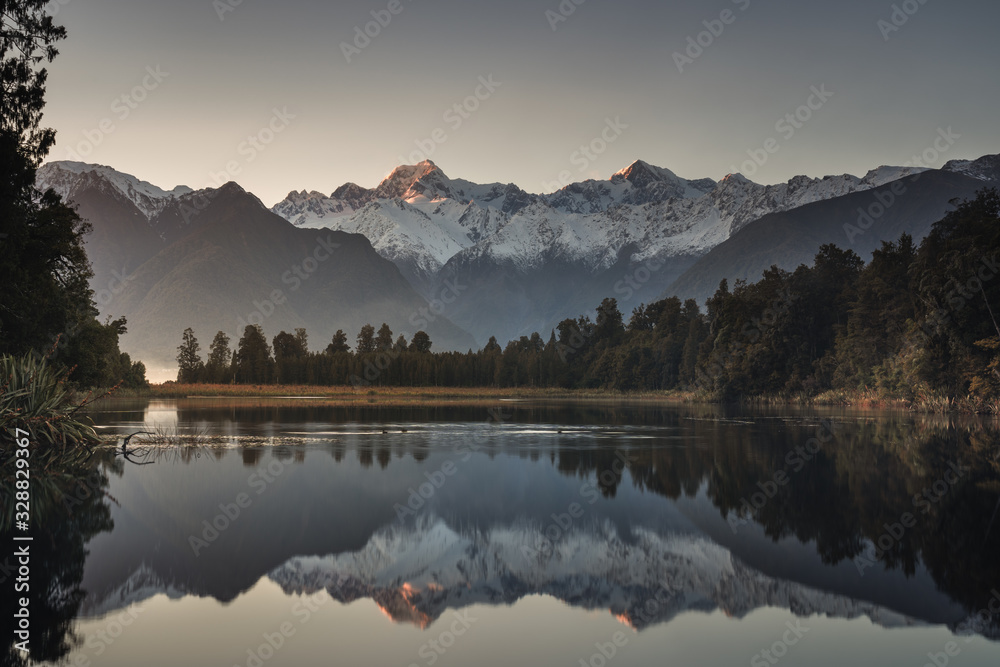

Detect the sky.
[{"left": 40, "top": 0, "right": 1000, "bottom": 206}]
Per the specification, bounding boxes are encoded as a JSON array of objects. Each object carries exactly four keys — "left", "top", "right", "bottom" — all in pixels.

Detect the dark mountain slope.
[{"left": 666, "top": 169, "right": 992, "bottom": 304}]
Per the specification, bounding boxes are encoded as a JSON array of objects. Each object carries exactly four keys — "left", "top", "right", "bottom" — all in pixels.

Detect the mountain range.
[{"left": 37, "top": 153, "right": 1000, "bottom": 379}]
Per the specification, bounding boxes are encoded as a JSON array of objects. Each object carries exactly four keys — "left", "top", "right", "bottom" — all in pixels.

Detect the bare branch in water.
[{"left": 119, "top": 431, "right": 155, "bottom": 465}]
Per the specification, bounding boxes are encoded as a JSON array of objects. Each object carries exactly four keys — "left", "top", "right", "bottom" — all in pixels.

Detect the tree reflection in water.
[{"left": 1, "top": 450, "right": 118, "bottom": 666}]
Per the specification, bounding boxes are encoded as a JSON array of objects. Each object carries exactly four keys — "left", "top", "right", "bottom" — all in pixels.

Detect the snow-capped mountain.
[
  {"left": 273, "top": 161, "right": 536, "bottom": 231},
  {"left": 326, "top": 198, "right": 508, "bottom": 285},
  {"left": 270, "top": 189, "right": 360, "bottom": 227},
  {"left": 546, "top": 160, "right": 716, "bottom": 214},
  {"left": 272, "top": 159, "right": 930, "bottom": 274},
  {"left": 943, "top": 154, "right": 1000, "bottom": 183},
  {"left": 269, "top": 160, "right": 930, "bottom": 297},
  {"left": 41, "top": 157, "right": 930, "bottom": 298},
  {"left": 37, "top": 161, "right": 192, "bottom": 219}
]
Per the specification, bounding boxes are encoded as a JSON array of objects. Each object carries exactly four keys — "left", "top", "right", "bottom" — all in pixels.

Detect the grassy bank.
[
  {"left": 746, "top": 388, "right": 1000, "bottom": 414},
  {"left": 107, "top": 383, "right": 698, "bottom": 403},
  {"left": 144, "top": 384, "right": 573, "bottom": 399},
  {"left": 80, "top": 383, "right": 1000, "bottom": 414}
]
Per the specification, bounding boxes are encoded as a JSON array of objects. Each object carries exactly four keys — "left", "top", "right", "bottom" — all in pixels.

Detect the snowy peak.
[
  {"left": 332, "top": 182, "right": 369, "bottom": 198},
  {"left": 284, "top": 189, "right": 327, "bottom": 200},
  {"left": 303, "top": 195, "right": 497, "bottom": 282},
  {"left": 942, "top": 154, "right": 1000, "bottom": 184},
  {"left": 612, "top": 159, "right": 680, "bottom": 188},
  {"left": 331, "top": 182, "right": 373, "bottom": 209},
  {"left": 375, "top": 160, "right": 452, "bottom": 201},
  {"left": 720, "top": 172, "right": 753, "bottom": 185},
  {"left": 545, "top": 159, "right": 715, "bottom": 215},
  {"left": 861, "top": 165, "right": 930, "bottom": 187},
  {"left": 271, "top": 188, "right": 359, "bottom": 227},
  {"left": 613, "top": 158, "right": 716, "bottom": 197},
  {"left": 37, "top": 161, "right": 193, "bottom": 219}
]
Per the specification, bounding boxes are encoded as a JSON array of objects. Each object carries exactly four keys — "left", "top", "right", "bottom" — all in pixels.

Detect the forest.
[
  {"left": 0, "top": 1, "right": 146, "bottom": 390},
  {"left": 176, "top": 189, "right": 1000, "bottom": 407}
]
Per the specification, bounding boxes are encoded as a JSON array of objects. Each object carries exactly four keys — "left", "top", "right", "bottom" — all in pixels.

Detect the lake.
[{"left": 8, "top": 399, "right": 1000, "bottom": 667}]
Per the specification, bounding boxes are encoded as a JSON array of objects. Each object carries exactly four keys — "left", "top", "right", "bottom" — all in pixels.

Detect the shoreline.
[{"left": 81, "top": 384, "right": 1000, "bottom": 414}]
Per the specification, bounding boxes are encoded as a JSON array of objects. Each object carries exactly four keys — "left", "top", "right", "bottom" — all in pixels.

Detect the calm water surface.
[{"left": 10, "top": 399, "right": 1000, "bottom": 666}]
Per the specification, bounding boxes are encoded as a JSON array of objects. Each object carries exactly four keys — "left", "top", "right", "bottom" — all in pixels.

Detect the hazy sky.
[{"left": 41, "top": 0, "right": 1000, "bottom": 206}]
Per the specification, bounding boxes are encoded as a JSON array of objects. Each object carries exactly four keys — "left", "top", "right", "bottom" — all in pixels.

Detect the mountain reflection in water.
[{"left": 4, "top": 400, "right": 999, "bottom": 667}]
